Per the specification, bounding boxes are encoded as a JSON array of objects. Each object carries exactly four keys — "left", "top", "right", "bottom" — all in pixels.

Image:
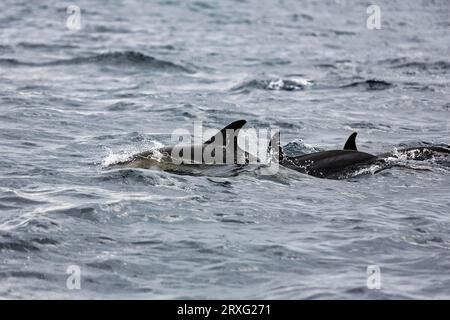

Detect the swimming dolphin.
[
  {"left": 112, "top": 120, "right": 261, "bottom": 170},
  {"left": 275, "top": 132, "right": 450, "bottom": 179}
]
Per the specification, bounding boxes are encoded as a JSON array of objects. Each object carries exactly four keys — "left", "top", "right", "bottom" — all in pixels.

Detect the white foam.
[
  {"left": 267, "top": 78, "right": 312, "bottom": 90},
  {"left": 101, "top": 140, "right": 164, "bottom": 168}
]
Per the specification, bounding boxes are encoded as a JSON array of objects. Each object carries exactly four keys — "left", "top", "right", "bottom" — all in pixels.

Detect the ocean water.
[{"left": 1, "top": 0, "right": 450, "bottom": 299}]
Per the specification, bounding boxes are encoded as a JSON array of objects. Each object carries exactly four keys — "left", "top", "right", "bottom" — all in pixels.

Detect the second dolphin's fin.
[{"left": 343, "top": 132, "right": 358, "bottom": 151}]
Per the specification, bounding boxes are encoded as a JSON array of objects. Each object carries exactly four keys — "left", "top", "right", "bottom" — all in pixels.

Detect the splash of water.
[{"left": 101, "top": 140, "right": 164, "bottom": 167}]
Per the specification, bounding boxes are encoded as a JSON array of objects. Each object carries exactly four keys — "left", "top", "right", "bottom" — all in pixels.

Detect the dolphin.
[
  {"left": 275, "top": 132, "right": 450, "bottom": 179},
  {"left": 111, "top": 120, "right": 261, "bottom": 171}
]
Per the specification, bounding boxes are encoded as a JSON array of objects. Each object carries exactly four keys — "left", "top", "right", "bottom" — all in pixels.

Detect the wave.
[
  {"left": 0, "top": 58, "right": 25, "bottom": 66},
  {"left": 380, "top": 58, "right": 450, "bottom": 72},
  {"left": 0, "top": 239, "right": 39, "bottom": 252},
  {"left": 16, "top": 42, "right": 78, "bottom": 50},
  {"left": 231, "top": 78, "right": 312, "bottom": 92},
  {"left": 392, "top": 61, "right": 450, "bottom": 71},
  {"left": 345, "top": 121, "right": 391, "bottom": 130},
  {"left": 340, "top": 79, "right": 393, "bottom": 91},
  {"left": 283, "top": 139, "right": 323, "bottom": 157},
  {"left": 402, "top": 82, "right": 436, "bottom": 92},
  {"left": 95, "top": 168, "right": 161, "bottom": 186},
  {"left": 0, "top": 271, "right": 50, "bottom": 280},
  {"left": 0, "top": 51, "right": 193, "bottom": 72}
]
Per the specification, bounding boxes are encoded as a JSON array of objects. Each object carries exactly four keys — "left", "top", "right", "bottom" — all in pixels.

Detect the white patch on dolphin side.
[{"left": 348, "top": 164, "right": 383, "bottom": 178}]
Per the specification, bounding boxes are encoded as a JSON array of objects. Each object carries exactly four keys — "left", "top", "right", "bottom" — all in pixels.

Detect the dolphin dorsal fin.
[
  {"left": 343, "top": 132, "right": 358, "bottom": 151},
  {"left": 203, "top": 120, "right": 246, "bottom": 146}
]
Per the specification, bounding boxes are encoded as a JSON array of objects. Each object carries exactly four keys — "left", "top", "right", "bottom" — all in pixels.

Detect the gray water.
[{"left": 1, "top": 0, "right": 450, "bottom": 299}]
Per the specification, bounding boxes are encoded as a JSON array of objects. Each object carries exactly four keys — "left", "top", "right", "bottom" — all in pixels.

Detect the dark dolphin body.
[
  {"left": 277, "top": 132, "right": 450, "bottom": 179},
  {"left": 281, "top": 149, "right": 377, "bottom": 178}
]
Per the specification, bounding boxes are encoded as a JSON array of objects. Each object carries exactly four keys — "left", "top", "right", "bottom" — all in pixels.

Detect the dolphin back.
[{"left": 282, "top": 150, "right": 377, "bottom": 178}]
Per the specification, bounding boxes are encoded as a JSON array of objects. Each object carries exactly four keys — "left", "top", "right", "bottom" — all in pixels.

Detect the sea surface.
[{"left": 1, "top": 0, "right": 450, "bottom": 299}]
